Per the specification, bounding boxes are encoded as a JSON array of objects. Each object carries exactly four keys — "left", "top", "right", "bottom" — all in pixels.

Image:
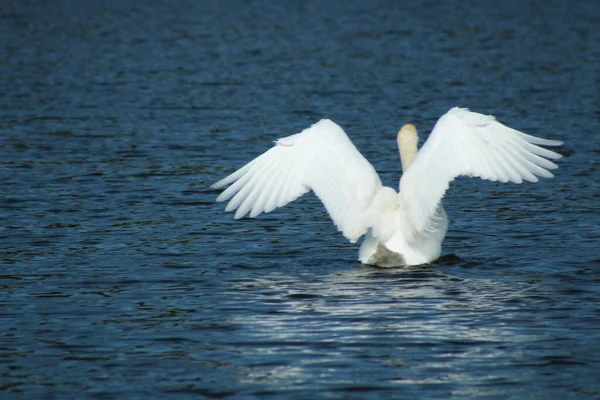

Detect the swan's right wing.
[
  {"left": 211, "top": 120, "right": 384, "bottom": 243},
  {"left": 398, "top": 107, "right": 563, "bottom": 240}
]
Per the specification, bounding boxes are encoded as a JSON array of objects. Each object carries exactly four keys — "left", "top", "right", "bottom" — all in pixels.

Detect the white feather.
[
  {"left": 398, "top": 107, "right": 562, "bottom": 240},
  {"left": 211, "top": 119, "right": 387, "bottom": 243}
]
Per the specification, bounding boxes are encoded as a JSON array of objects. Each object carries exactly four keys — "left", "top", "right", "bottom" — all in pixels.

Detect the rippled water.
[{"left": 2, "top": 0, "right": 600, "bottom": 398}]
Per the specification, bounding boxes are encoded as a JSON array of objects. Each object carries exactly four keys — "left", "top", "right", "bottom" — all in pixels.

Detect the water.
[{"left": 1, "top": 0, "right": 599, "bottom": 398}]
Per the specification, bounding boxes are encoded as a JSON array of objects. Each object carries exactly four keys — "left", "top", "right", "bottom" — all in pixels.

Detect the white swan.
[{"left": 211, "top": 108, "right": 562, "bottom": 267}]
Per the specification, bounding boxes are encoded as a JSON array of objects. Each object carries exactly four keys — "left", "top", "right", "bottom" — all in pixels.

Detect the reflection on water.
[{"left": 220, "top": 263, "right": 585, "bottom": 394}]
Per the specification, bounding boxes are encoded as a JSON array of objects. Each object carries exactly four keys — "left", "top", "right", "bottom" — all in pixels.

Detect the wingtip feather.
[{"left": 210, "top": 180, "right": 226, "bottom": 190}]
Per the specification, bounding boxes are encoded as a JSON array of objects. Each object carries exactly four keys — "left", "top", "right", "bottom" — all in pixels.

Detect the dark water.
[{"left": 1, "top": 0, "right": 600, "bottom": 398}]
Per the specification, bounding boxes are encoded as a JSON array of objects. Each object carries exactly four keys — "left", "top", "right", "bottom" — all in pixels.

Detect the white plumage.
[{"left": 211, "top": 107, "right": 562, "bottom": 267}]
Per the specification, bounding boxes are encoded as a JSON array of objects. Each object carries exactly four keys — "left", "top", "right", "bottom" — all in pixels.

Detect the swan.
[{"left": 211, "top": 108, "right": 562, "bottom": 267}]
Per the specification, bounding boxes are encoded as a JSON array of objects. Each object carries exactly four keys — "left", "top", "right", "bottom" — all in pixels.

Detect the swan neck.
[{"left": 398, "top": 124, "right": 418, "bottom": 172}]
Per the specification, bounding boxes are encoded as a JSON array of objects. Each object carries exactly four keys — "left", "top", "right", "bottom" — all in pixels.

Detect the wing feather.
[
  {"left": 399, "top": 107, "right": 562, "bottom": 239},
  {"left": 211, "top": 119, "right": 385, "bottom": 243}
]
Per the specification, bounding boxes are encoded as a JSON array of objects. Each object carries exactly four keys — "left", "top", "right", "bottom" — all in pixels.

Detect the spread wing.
[
  {"left": 398, "top": 107, "right": 563, "bottom": 240},
  {"left": 211, "top": 119, "right": 385, "bottom": 243}
]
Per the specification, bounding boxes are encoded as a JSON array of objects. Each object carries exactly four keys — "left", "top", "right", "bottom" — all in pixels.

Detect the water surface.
[{"left": 1, "top": 0, "right": 600, "bottom": 398}]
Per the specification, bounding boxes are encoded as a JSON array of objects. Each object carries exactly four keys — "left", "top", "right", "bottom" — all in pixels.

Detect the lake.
[{"left": 1, "top": 0, "right": 599, "bottom": 398}]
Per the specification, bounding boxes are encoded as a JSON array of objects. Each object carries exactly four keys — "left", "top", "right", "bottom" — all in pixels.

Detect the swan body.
[{"left": 211, "top": 108, "right": 562, "bottom": 267}]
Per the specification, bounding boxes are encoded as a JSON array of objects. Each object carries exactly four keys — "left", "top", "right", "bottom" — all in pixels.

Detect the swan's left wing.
[
  {"left": 398, "top": 107, "right": 563, "bottom": 240},
  {"left": 211, "top": 119, "right": 384, "bottom": 243}
]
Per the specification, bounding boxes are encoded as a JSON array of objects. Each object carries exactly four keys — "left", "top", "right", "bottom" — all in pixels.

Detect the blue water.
[{"left": 1, "top": 0, "right": 600, "bottom": 398}]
